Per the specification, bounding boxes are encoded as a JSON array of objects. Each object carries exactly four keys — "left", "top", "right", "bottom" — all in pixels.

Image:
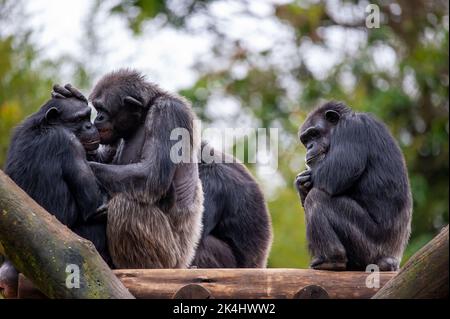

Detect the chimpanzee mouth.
[
  {"left": 306, "top": 153, "right": 324, "bottom": 165},
  {"left": 83, "top": 139, "right": 100, "bottom": 150}
]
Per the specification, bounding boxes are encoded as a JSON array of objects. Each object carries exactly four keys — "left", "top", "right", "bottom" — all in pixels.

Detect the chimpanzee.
[
  {"left": 295, "top": 101, "right": 412, "bottom": 271},
  {"left": 54, "top": 69, "right": 273, "bottom": 268},
  {"left": 0, "top": 87, "right": 109, "bottom": 298}
]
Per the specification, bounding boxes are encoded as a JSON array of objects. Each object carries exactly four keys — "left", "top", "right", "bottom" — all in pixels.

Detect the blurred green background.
[{"left": 0, "top": 0, "right": 448, "bottom": 268}]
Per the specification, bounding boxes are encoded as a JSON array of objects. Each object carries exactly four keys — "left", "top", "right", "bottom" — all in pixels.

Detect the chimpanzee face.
[
  {"left": 299, "top": 109, "right": 341, "bottom": 167},
  {"left": 91, "top": 89, "right": 145, "bottom": 145},
  {"left": 45, "top": 98, "right": 100, "bottom": 151},
  {"left": 91, "top": 98, "right": 118, "bottom": 145}
]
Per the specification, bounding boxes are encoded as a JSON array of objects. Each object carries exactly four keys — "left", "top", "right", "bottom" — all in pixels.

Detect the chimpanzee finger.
[
  {"left": 64, "top": 83, "right": 87, "bottom": 102},
  {"left": 96, "top": 203, "right": 108, "bottom": 214},
  {"left": 52, "top": 84, "right": 73, "bottom": 97},
  {"left": 297, "top": 170, "right": 311, "bottom": 178},
  {"left": 89, "top": 204, "right": 108, "bottom": 222},
  {"left": 296, "top": 175, "right": 311, "bottom": 184},
  {"left": 51, "top": 92, "right": 67, "bottom": 99}
]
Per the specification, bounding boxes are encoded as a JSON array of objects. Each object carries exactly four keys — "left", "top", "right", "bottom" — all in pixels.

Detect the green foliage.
[
  {"left": 268, "top": 188, "right": 309, "bottom": 268},
  {"left": 110, "top": 0, "right": 213, "bottom": 32}
]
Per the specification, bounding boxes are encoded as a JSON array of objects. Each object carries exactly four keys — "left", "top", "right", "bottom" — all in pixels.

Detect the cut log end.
[{"left": 294, "top": 285, "right": 330, "bottom": 299}]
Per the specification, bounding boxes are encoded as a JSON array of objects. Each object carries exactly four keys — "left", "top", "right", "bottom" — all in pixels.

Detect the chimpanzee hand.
[
  {"left": 0, "top": 261, "right": 19, "bottom": 299},
  {"left": 295, "top": 169, "right": 313, "bottom": 206},
  {"left": 51, "top": 83, "right": 87, "bottom": 103},
  {"left": 89, "top": 203, "right": 108, "bottom": 222}
]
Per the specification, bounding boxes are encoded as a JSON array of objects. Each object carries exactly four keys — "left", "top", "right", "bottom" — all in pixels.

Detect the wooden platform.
[{"left": 18, "top": 268, "right": 397, "bottom": 299}]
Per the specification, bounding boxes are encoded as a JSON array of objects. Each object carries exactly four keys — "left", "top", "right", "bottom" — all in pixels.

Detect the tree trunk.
[
  {"left": 373, "top": 225, "right": 449, "bottom": 299},
  {"left": 0, "top": 170, "right": 134, "bottom": 299}
]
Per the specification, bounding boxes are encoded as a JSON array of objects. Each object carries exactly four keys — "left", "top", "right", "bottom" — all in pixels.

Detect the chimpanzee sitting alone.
[
  {"left": 295, "top": 101, "right": 412, "bottom": 271},
  {"left": 0, "top": 86, "right": 109, "bottom": 298}
]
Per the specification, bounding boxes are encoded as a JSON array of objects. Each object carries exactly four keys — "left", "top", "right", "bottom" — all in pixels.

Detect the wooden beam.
[
  {"left": 373, "top": 225, "right": 449, "bottom": 299},
  {"left": 0, "top": 170, "right": 134, "bottom": 299},
  {"left": 18, "top": 268, "right": 396, "bottom": 299}
]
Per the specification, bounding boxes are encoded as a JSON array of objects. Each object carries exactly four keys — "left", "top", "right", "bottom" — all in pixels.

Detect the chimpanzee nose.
[
  {"left": 307, "top": 142, "right": 314, "bottom": 150},
  {"left": 84, "top": 122, "right": 93, "bottom": 130}
]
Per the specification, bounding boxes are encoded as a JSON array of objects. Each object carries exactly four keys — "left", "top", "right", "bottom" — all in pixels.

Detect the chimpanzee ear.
[
  {"left": 123, "top": 96, "right": 143, "bottom": 110},
  {"left": 325, "top": 110, "right": 340, "bottom": 124},
  {"left": 45, "top": 107, "right": 61, "bottom": 123}
]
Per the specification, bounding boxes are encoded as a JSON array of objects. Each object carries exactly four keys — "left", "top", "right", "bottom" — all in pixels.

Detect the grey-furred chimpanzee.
[
  {"left": 62, "top": 70, "right": 205, "bottom": 269},
  {"left": 0, "top": 86, "right": 109, "bottom": 298},
  {"left": 295, "top": 101, "right": 412, "bottom": 271},
  {"left": 55, "top": 69, "right": 273, "bottom": 268}
]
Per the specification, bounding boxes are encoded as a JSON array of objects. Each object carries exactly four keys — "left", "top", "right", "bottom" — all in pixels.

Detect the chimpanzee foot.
[
  {"left": 377, "top": 256, "right": 399, "bottom": 271},
  {"left": 310, "top": 257, "right": 347, "bottom": 271}
]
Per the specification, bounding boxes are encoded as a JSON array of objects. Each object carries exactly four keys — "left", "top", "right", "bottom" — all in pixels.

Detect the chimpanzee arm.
[
  {"left": 313, "top": 116, "right": 368, "bottom": 196},
  {"left": 63, "top": 137, "right": 105, "bottom": 222},
  {"left": 89, "top": 97, "right": 194, "bottom": 198}
]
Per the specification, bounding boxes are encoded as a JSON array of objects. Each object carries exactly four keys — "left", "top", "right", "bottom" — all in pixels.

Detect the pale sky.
[{"left": 25, "top": 0, "right": 297, "bottom": 91}]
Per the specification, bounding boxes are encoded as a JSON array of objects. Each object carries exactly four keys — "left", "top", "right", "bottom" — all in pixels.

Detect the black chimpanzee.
[
  {"left": 0, "top": 86, "right": 109, "bottom": 298},
  {"left": 295, "top": 101, "right": 412, "bottom": 271}
]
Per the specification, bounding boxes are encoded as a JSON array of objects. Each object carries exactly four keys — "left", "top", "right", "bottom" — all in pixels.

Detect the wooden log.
[
  {"left": 0, "top": 170, "right": 134, "bottom": 299},
  {"left": 373, "top": 225, "right": 449, "bottom": 299},
  {"left": 18, "top": 268, "right": 396, "bottom": 299}
]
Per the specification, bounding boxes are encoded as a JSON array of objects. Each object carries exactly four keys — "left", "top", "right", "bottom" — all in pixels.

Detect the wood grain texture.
[
  {"left": 116, "top": 268, "right": 395, "bottom": 299},
  {"left": 19, "top": 268, "right": 396, "bottom": 299},
  {"left": 18, "top": 268, "right": 395, "bottom": 299}
]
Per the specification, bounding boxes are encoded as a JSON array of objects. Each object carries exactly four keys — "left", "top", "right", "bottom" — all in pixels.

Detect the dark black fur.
[
  {"left": 295, "top": 101, "right": 412, "bottom": 271},
  {"left": 3, "top": 98, "right": 110, "bottom": 262},
  {"left": 193, "top": 142, "right": 272, "bottom": 268}
]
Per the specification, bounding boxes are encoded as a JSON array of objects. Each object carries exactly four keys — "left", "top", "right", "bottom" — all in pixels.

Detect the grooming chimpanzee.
[
  {"left": 295, "top": 101, "right": 412, "bottom": 271},
  {"left": 55, "top": 69, "right": 273, "bottom": 268},
  {"left": 0, "top": 86, "right": 110, "bottom": 298},
  {"left": 65, "top": 70, "right": 205, "bottom": 269}
]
